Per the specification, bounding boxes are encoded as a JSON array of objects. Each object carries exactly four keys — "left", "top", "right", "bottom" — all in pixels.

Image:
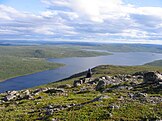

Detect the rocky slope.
[{"left": 0, "top": 65, "right": 162, "bottom": 121}]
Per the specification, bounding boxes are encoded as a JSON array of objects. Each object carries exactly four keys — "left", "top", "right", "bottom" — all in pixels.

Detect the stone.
[
  {"left": 22, "top": 94, "right": 33, "bottom": 100},
  {"left": 118, "top": 96, "right": 124, "bottom": 101},
  {"left": 46, "top": 109, "right": 54, "bottom": 115},
  {"left": 95, "top": 78, "right": 113, "bottom": 91},
  {"left": 33, "top": 88, "right": 48, "bottom": 95},
  {"left": 96, "top": 80, "right": 107, "bottom": 91},
  {"left": 91, "top": 95, "right": 110, "bottom": 102},
  {"left": 6, "top": 90, "right": 18, "bottom": 95},
  {"left": 127, "top": 86, "right": 133, "bottom": 90},
  {"left": 137, "top": 75, "right": 143, "bottom": 79},
  {"left": 109, "top": 104, "right": 120, "bottom": 110},
  {"left": 57, "top": 84, "right": 71, "bottom": 89},
  {"left": 23, "top": 90, "right": 30, "bottom": 95},
  {"left": 88, "top": 78, "right": 100, "bottom": 84},
  {"left": 51, "top": 118, "right": 58, "bottom": 121},
  {"left": 125, "top": 75, "right": 132, "bottom": 79},
  {"left": 45, "top": 88, "right": 65, "bottom": 93},
  {"left": 3, "top": 95, "right": 16, "bottom": 101},
  {"left": 73, "top": 80, "right": 82, "bottom": 87},
  {"left": 143, "top": 71, "right": 162, "bottom": 84},
  {"left": 83, "top": 78, "right": 91, "bottom": 83}
]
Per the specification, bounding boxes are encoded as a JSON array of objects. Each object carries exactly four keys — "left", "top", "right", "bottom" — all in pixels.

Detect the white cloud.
[
  {"left": 1, "top": 0, "right": 162, "bottom": 44},
  {"left": 34, "top": 26, "right": 55, "bottom": 35}
]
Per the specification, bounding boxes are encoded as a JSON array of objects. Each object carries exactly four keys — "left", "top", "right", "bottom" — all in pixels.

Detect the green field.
[{"left": 0, "top": 45, "right": 109, "bottom": 81}]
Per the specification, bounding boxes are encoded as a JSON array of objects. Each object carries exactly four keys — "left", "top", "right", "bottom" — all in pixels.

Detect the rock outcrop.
[{"left": 143, "top": 71, "right": 162, "bottom": 84}]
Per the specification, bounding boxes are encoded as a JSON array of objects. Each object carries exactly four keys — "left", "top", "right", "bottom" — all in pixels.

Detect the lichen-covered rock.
[{"left": 95, "top": 79, "right": 112, "bottom": 91}]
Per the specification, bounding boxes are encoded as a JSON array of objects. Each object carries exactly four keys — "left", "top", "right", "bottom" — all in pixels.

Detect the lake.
[{"left": 0, "top": 52, "right": 162, "bottom": 93}]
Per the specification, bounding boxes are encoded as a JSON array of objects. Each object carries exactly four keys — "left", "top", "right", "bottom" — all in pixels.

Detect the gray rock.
[
  {"left": 51, "top": 118, "right": 58, "bottom": 121},
  {"left": 88, "top": 78, "right": 100, "bottom": 84},
  {"left": 22, "top": 94, "right": 33, "bottom": 100},
  {"left": 118, "top": 96, "right": 124, "bottom": 101},
  {"left": 3, "top": 95, "right": 16, "bottom": 101},
  {"left": 45, "top": 88, "right": 65, "bottom": 93},
  {"left": 137, "top": 75, "right": 143, "bottom": 79},
  {"left": 46, "top": 108, "right": 54, "bottom": 115},
  {"left": 23, "top": 90, "right": 30, "bottom": 95},
  {"left": 127, "top": 86, "right": 133, "bottom": 90},
  {"left": 57, "top": 84, "right": 71, "bottom": 89},
  {"left": 6, "top": 90, "right": 18, "bottom": 95},
  {"left": 143, "top": 71, "right": 162, "bottom": 84},
  {"left": 89, "top": 95, "right": 110, "bottom": 103},
  {"left": 33, "top": 88, "right": 49, "bottom": 95},
  {"left": 96, "top": 78, "right": 113, "bottom": 91},
  {"left": 148, "top": 96, "right": 162, "bottom": 104},
  {"left": 73, "top": 80, "right": 83, "bottom": 87},
  {"left": 83, "top": 78, "right": 91, "bottom": 83},
  {"left": 109, "top": 104, "right": 120, "bottom": 110},
  {"left": 129, "top": 92, "right": 148, "bottom": 103},
  {"left": 125, "top": 75, "right": 132, "bottom": 79}
]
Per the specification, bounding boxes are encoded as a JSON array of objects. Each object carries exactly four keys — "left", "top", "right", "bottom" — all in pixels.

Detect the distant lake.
[{"left": 0, "top": 52, "right": 162, "bottom": 93}]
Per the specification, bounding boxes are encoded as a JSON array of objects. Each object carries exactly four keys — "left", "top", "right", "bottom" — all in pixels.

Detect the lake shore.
[{"left": 1, "top": 52, "right": 162, "bottom": 93}]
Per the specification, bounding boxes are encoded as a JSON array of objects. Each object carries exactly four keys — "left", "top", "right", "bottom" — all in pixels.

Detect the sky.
[{"left": 1, "top": 0, "right": 162, "bottom": 44}]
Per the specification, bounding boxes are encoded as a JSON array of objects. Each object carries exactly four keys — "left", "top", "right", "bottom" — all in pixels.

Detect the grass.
[
  {"left": 0, "top": 65, "right": 162, "bottom": 120},
  {"left": 0, "top": 56, "right": 64, "bottom": 81}
]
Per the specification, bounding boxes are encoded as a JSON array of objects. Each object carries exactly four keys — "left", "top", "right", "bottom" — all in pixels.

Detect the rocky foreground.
[{"left": 0, "top": 65, "right": 162, "bottom": 121}]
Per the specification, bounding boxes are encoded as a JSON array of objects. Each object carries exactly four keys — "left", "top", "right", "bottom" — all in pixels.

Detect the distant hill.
[{"left": 145, "top": 60, "right": 162, "bottom": 66}]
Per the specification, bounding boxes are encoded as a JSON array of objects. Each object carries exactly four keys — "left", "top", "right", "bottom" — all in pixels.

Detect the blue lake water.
[{"left": 0, "top": 52, "right": 162, "bottom": 93}]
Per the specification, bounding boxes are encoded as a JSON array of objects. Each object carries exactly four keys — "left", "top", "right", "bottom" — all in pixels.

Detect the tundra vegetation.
[{"left": 0, "top": 65, "right": 161, "bottom": 121}]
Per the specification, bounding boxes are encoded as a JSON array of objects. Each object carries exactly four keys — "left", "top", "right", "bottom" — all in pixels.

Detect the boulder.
[
  {"left": 3, "top": 95, "right": 17, "bottom": 101},
  {"left": 95, "top": 78, "right": 113, "bottom": 91},
  {"left": 23, "top": 90, "right": 30, "bottom": 95},
  {"left": 83, "top": 78, "right": 91, "bottom": 83},
  {"left": 143, "top": 71, "right": 162, "bottom": 84},
  {"left": 6, "top": 90, "right": 18, "bottom": 95},
  {"left": 73, "top": 80, "right": 83, "bottom": 87}
]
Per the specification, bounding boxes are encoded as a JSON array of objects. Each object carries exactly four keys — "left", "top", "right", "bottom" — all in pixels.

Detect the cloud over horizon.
[{"left": 0, "top": 0, "right": 162, "bottom": 44}]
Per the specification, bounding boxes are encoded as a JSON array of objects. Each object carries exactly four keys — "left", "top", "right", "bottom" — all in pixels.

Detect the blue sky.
[{"left": 0, "top": 0, "right": 162, "bottom": 44}]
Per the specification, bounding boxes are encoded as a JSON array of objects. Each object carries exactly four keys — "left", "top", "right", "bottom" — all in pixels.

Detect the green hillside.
[
  {"left": 145, "top": 60, "right": 162, "bottom": 66},
  {"left": 0, "top": 45, "right": 109, "bottom": 81},
  {"left": 0, "top": 65, "right": 161, "bottom": 121}
]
